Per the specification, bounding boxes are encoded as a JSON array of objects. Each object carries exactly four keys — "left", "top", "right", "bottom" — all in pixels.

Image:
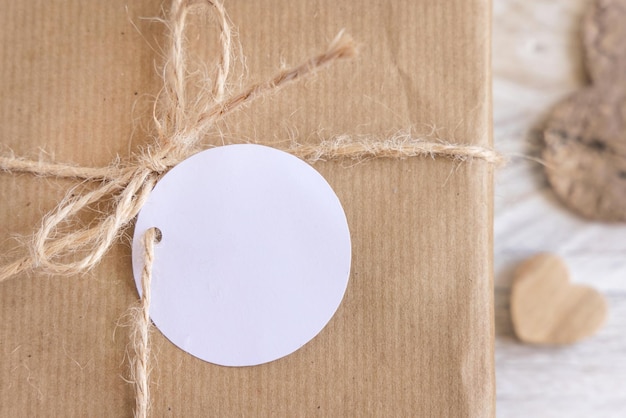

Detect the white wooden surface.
[{"left": 493, "top": 0, "right": 626, "bottom": 416}]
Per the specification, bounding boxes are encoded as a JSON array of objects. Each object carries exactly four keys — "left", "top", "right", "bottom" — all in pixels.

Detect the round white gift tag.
[{"left": 132, "top": 144, "right": 351, "bottom": 367}]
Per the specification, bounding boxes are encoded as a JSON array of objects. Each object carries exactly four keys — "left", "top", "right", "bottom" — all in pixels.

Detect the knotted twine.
[{"left": 0, "top": 0, "right": 504, "bottom": 417}]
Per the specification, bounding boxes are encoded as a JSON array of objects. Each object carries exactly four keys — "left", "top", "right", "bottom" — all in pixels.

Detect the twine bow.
[{"left": 0, "top": 0, "right": 361, "bottom": 283}]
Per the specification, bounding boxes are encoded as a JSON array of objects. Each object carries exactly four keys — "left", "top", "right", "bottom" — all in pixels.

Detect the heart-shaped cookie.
[
  {"left": 511, "top": 253, "right": 607, "bottom": 345},
  {"left": 543, "top": 0, "right": 626, "bottom": 221}
]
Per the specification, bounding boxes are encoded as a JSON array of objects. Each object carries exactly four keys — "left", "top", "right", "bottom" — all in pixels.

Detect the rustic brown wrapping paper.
[{"left": 0, "top": 1, "right": 494, "bottom": 416}]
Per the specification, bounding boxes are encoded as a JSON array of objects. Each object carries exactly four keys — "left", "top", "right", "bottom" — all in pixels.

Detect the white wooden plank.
[{"left": 493, "top": 0, "right": 626, "bottom": 416}]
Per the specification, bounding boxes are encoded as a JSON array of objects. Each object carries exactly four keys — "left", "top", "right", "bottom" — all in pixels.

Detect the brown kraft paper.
[{"left": 0, "top": 0, "right": 495, "bottom": 416}]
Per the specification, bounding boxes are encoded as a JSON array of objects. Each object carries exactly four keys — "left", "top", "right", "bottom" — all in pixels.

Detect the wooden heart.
[{"left": 511, "top": 253, "right": 607, "bottom": 345}]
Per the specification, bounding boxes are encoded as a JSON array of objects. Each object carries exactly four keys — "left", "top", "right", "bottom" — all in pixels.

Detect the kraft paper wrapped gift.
[{"left": 0, "top": 0, "right": 495, "bottom": 416}]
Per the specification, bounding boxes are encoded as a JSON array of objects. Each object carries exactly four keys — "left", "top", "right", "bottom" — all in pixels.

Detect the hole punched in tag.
[{"left": 151, "top": 228, "right": 163, "bottom": 244}]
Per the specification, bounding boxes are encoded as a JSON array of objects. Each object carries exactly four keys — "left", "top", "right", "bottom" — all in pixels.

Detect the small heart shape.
[{"left": 511, "top": 253, "right": 607, "bottom": 345}]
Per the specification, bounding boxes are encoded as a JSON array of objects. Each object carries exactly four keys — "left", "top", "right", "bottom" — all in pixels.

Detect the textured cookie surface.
[
  {"left": 584, "top": 0, "right": 626, "bottom": 83},
  {"left": 544, "top": 86, "right": 626, "bottom": 221}
]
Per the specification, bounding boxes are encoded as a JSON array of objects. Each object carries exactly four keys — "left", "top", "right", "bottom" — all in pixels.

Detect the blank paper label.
[{"left": 132, "top": 144, "right": 351, "bottom": 367}]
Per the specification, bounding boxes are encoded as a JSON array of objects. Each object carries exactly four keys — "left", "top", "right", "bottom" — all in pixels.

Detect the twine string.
[
  {"left": 0, "top": 0, "right": 503, "bottom": 417},
  {"left": 131, "top": 228, "right": 157, "bottom": 418}
]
